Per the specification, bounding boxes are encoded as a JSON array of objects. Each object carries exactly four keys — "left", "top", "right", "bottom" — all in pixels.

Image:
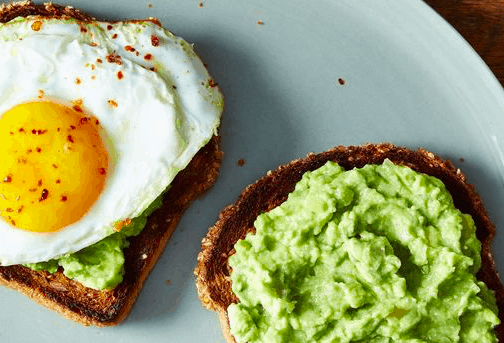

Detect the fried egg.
[{"left": 0, "top": 16, "right": 223, "bottom": 265}]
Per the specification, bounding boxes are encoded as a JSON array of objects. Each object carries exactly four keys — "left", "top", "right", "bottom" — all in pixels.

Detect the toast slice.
[
  {"left": 195, "top": 143, "right": 504, "bottom": 342},
  {"left": 0, "top": 1, "right": 223, "bottom": 326}
]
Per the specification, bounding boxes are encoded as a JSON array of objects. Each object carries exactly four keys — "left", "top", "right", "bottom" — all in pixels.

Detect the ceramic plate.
[{"left": 2, "top": 0, "right": 504, "bottom": 342}]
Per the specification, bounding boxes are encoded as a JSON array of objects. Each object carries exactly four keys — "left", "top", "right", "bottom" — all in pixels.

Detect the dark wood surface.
[{"left": 425, "top": 0, "right": 504, "bottom": 87}]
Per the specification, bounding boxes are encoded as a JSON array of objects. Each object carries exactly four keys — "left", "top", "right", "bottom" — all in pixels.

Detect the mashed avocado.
[
  {"left": 24, "top": 191, "right": 165, "bottom": 290},
  {"left": 228, "top": 160, "right": 499, "bottom": 343}
]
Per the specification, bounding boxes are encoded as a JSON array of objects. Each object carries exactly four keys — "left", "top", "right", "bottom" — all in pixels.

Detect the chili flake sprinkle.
[
  {"left": 31, "top": 21, "right": 42, "bottom": 31},
  {"left": 39, "top": 189, "right": 49, "bottom": 202},
  {"left": 151, "top": 35, "right": 160, "bottom": 47}
]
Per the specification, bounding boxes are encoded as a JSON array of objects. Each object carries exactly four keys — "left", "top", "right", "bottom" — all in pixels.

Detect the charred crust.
[
  {"left": 0, "top": 1, "right": 95, "bottom": 23},
  {"left": 196, "top": 143, "right": 504, "bottom": 342}
]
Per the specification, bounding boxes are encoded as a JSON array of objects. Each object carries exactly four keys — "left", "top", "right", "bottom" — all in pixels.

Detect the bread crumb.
[
  {"left": 198, "top": 2, "right": 204, "bottom": 8},
  {"left": 237, "top": 158, "right": 246, "bottom": 167},
  {"left": 142, "top": 253, "right": 148, "bottom": 259},
  {"left": 166, "top": 280, "right": 171, "bottom": 285}
]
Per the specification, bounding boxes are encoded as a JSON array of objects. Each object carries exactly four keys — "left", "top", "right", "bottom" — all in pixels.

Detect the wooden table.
[{"left": 425, "top": 0, "right": 504, "bottom": 87}]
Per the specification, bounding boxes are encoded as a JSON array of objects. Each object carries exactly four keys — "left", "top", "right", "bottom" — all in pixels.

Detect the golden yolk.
[{"left": 0, "top": 101, "right": 108, "bottom": 233}]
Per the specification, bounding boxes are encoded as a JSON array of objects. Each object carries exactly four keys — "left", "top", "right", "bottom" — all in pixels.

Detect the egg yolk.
[{"left": 0, "top": 101, "right": 108, "bottom": 233}]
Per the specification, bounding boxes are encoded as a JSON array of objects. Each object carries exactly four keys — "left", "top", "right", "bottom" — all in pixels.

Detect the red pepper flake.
[
  {"left": 107, "top": 24, "right": 113, "bottom": 30},
  {"left": 198, "top": 2, "right": 204, "bottom": 8},
  {"left": 29, "top": 188, "right": 37, "bottom": 192},
  {"left": 18, "top": 128, "right": 25, "bottom": 133},
  {"left": 117, "top": 71, "right": 124, "bottom": 80},
  {"left": 95, "top": 119, "right": 100, "bottom": 125},
  {"left": 108, "top": 99, "right": 118, "bottom": 108},
  {"left": 144, "top": 53, "right": 153, "bottom": 60},
  {"left": 80, "top": 117, "right": 89, "bottom": 124},
  {"left": 172, "top": 85, "right": 177, "bottom": 89},
  {"left": 338, "top": 78, "right": 346, "bottom": 86},
  {"left": 112, "top": 33, "right": 118, "bottom": 39},
  {"left": 80, "top": 25, "right": 88, "bottom": 33},
  {"left": 32, "top": 129, "right": 47, "bottom": 135},
  {"left": 73, "top": 105, "right": 83, "bottom": 113},
  {"left": 36, "top": 147, "right": 42, "bottom": 153},
  {"left": 89, "top": 42, "right": 98, "bottom": 47},
  {"left": 149, "top": 67, "right": 158, "bottom": 72},
  {"left": 136, "top": 51, "right": 140, "bottom": 57},
  {"left": 9, "top": 132, "right": 13, "bottom": 135},
  {"left": 5, "top": 208, "right": 13, "bottom": 213},
  {"left": 38, "top": 180, "right": 42, "bottom": 187},
  {"left": 3, "top": 175, "right": 12, "bottom": 183},
  {"left": 124, "top": 45, "right": 136, "bottom": 52},
  {"left": 151, "top": 35, "right": 160, "bottom": 47},
  {"left": 106, "top": 52, "right": 122, "bottom": 65},
  {"left": 26, "top": 149, "right": 32, "bottom": 154},
  {"left": 98, "top": 168, "right": 106, "bottom": 175},
  {"left": 208, "top": 78, "right": 218, "bottom": 88},
  {"left": 60, "top": 195, "right": 67, "bottom": 202},
  {"left": 10, "top": 219, "right": 16, "bottom": 226},
  {"left": 67, "top": 135, "right": 74, "bottom": 143},
  {"left": 52, "top": 164, "right": 58, "bottom": 169},
  {"left": 16, "top": 206, "right": 24, "bottom": 213},
  {"left": 256, "top": 20, "right": 263, "bottom": 25},
  {"left": 70, "top": 125, "right": 76, "bottom": 130},
  {"left": 39, "top": 189, "right": 49, "bottom": 202},
  {"left": 57, "top": 127, "right": 61, "bottom": 132},
  {"left": 237, "top": 158, "right": 247, "bottom": 166},
  {"left": 75, "top": 77, "right": 81, "bottom": 85},
  {"left": 96, "top": 58, "right": 103, "bottom": 64},
  {"left": 56, "top": 179, "right": 61, "bottom": 184},
  {"left": 31, "top": 20, "right": 42, "bottom": 31}
]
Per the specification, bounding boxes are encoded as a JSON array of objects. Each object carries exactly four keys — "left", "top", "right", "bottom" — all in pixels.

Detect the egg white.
[{"left": 0, "top": 17, "right": 223, "bottom": 265}]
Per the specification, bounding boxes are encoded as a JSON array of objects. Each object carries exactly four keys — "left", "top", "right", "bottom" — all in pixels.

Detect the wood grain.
[{"left": 425, "top": 0, "right": 504, "bottom": 86}]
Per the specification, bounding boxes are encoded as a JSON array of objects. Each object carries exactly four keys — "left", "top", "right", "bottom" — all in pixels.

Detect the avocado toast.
[
  {"left": 0, "top": 1, "right": 224, "bottom": 326},
  {"left": 196, "top": 143, "right": 504, "bottom": 342}
]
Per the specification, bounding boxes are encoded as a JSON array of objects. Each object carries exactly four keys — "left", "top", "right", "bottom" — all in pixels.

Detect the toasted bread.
[
  {"left": 195, "top": 143, "right": 504, "bottom": 342},
  {"left": 0, "top": 1, "right": 223, "bottom": 326}
]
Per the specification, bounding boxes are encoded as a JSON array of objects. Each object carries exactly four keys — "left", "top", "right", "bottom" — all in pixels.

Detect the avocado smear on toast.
[
  {"left": 24, "top": 191, "right": 165, "bottom": 290},
  {"left": 228, "top": 160, "right": 499, "bottom": 342}
]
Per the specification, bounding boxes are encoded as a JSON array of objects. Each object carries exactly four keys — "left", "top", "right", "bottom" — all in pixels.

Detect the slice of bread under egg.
[
  {"left": 0, "top": 1, "right": 223, "bottom": 326},
  {"left": 196, "top": 143, "right": 504, "bottom": 342}
]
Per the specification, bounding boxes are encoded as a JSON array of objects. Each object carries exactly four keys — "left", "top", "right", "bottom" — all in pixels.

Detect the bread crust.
[
  {"left": 0, "top": 1, "right": 224, "bottom": 326},
  {"left": 195, "top": 143, "right": 504, "bottom": 342}
]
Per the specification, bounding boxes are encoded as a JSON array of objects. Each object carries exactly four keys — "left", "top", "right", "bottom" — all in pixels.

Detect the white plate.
[{"left": 2, "top": 0, "right": 504, "bottom": 342}]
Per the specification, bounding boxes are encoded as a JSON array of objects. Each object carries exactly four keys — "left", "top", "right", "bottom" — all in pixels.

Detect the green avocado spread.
[
  {"left": 228, "top": 160, "right": 499, "bottom": 343},
  {"left": 24, "top": 191, "right": 164, "bottom": 290}
]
